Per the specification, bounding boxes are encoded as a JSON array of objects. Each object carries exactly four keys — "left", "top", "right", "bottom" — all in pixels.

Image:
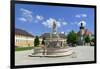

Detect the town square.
[{"left": 15, "top": 3, "right": 95, "bottom": 65}]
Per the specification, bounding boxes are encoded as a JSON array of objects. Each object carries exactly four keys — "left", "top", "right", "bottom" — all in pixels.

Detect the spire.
[{"left": 80, "top": 22, "right": 84, "bottom": 29}]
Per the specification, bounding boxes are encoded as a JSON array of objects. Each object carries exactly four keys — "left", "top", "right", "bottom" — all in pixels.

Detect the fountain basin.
[{"left": 29, "top": 47, "right": 73, "bottom": 57}]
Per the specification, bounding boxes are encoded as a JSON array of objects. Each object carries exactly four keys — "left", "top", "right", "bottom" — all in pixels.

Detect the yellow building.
[{"left": 15, "top": 28, "right": 34, "bottom": 47}]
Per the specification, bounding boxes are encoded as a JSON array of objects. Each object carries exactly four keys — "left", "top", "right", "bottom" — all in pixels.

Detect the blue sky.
[{"left": 15, "top": 4, "right": 95, "bottom": 36}]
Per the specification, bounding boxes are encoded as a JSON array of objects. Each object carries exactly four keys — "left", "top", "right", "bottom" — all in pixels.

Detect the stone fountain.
[
  {"left": 43, "top": 21, "right": 73, "bottom": 56},
  {"left": 30, "top": 20, "right": 73, "bottom": 57}
]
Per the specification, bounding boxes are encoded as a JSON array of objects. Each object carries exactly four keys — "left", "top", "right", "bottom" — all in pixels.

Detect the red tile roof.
[{"left": 77, "top": 29, "right": 92, "bottom": 36}]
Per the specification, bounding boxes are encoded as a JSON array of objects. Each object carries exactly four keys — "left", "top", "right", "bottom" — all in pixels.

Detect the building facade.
[{"left": 15, "top": 28, "right": 34, "bottom": 47}]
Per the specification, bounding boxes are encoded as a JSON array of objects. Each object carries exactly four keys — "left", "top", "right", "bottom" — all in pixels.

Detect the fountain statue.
[
  {"left": 30, "top": 20, "right": 73, "bottom": 57},
  {"left": 42, "top": 20, "right": 73, "bottom": 56},
  {"left": 46, "top": 21, "right": 61, "bottom": 48}
]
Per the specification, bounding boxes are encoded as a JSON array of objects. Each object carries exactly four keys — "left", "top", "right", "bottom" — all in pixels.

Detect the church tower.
[
  {"left": 80, "top": 22, "right": 85, "bottom": 36},
  {"left": 78, "top": 22, "right": 85, "bottom": 45}
]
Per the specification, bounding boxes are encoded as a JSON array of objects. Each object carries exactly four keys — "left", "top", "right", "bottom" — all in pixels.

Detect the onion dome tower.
[{"left": 78, "top": 22, "right": 85, "bottom": 45}]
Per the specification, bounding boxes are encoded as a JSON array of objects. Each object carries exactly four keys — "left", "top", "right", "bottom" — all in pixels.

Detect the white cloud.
[
  {"left": 75, "top": 14, "right": 87, "bottom": 18},
  {"left": 62, "top": 22, "right": 67, "bottom": 25},
  {"left": 42, "top": 18, "right": 68, "bottom": 28},
  {"left": 82, "top": 14, "right": 87, "bottom": 17},
  {"left": 42, "top": 18, "right": 61, "bottom": 28},
  {"left": 56, "top": 21, "right": 61, "bottom": 27},
  {"left": 75, "top": 15, "right": 81, "bottom": 18},
  {"left": 42, "top": 22, "right": 48, "bottom": 27},
  {"left": 58, "top": 18, "right": 67, "bottom": 26},
  {"left": 36, "top": 15, "right": 44, "bottom": 21},
  {"left": 43, "top": 18, "right": 55, "bottom": 28},
  {"left": 61, "top": 31, "right": 65, "bottom": 34},
  {"left": 19, "top": 17, "right": 27, "bottom": 22},
  {"left": 71, "top": 21, "right": 86, "bottom": 27},
  {"left": 19, "top": 8, "right": 33, "bottom": 23},
  {"left": 20, "top": 8, "right": 32, "bottom": 14},
  {"left": 19, "top": 8, "right": 45, "bottom": 23}
]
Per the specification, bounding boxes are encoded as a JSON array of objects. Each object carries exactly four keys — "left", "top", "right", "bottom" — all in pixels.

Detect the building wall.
[
  {"left": 15, "top": 35, "right": 34, "bottom": 47},
  {"left": 15, "top": 35, "right": 43, "bottom": 47}
]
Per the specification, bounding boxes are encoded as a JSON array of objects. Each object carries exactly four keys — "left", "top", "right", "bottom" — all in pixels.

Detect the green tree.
[
  {"left": 34, "top": 36, "right": 40, "bottom": 47},
  {"left": 67, "top": 30, "right": 78, "bottom": 46},
  {"left": 85, "top": 35, "right": 90, "bottom": 43},
  {"left": 91, "top": 38, "right": 94, "bottom": 42}
]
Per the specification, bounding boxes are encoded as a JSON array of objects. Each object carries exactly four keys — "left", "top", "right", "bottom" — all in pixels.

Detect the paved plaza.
[{"left": 15, "top": 46, "right": 94, "bottom": 65}]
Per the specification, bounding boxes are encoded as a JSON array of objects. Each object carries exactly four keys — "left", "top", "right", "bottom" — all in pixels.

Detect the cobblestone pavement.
[{"left": 15, "top": 46, "right": 94, "bottom": 65}]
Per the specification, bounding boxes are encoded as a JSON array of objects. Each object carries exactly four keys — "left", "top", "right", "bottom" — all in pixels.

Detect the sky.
[{"left": 15, "top": 4, "right": 95, "bottom": 36}]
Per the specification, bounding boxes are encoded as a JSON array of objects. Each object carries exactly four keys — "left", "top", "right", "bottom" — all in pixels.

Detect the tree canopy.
[
  {"left": 67, "top": 30, "right": 78, "bottom": 46},
  {"left": 85, "top": 35, "right": 91, "bottom": 43},
  {"left": 34, "top": 36, "right": 40, "bottom": 47}
]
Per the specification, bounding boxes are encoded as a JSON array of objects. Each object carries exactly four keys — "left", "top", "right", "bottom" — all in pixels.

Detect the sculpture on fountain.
[
  {"left": 44, "top": 21, "right": 65, "bottom": 48},
  {"left": 31, "top": 20, "right": 73, "bottom": 57}
]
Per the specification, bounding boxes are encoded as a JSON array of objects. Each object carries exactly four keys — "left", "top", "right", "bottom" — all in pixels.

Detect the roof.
[
  {"left": 15, "top": 28, "right": 34, "bottom": 37},
  {"left": 84, "top": 29, "right": 92, "bottom": 36},
  {"left": 77, "top": 29, "right": 92, "bottom": 36}
]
